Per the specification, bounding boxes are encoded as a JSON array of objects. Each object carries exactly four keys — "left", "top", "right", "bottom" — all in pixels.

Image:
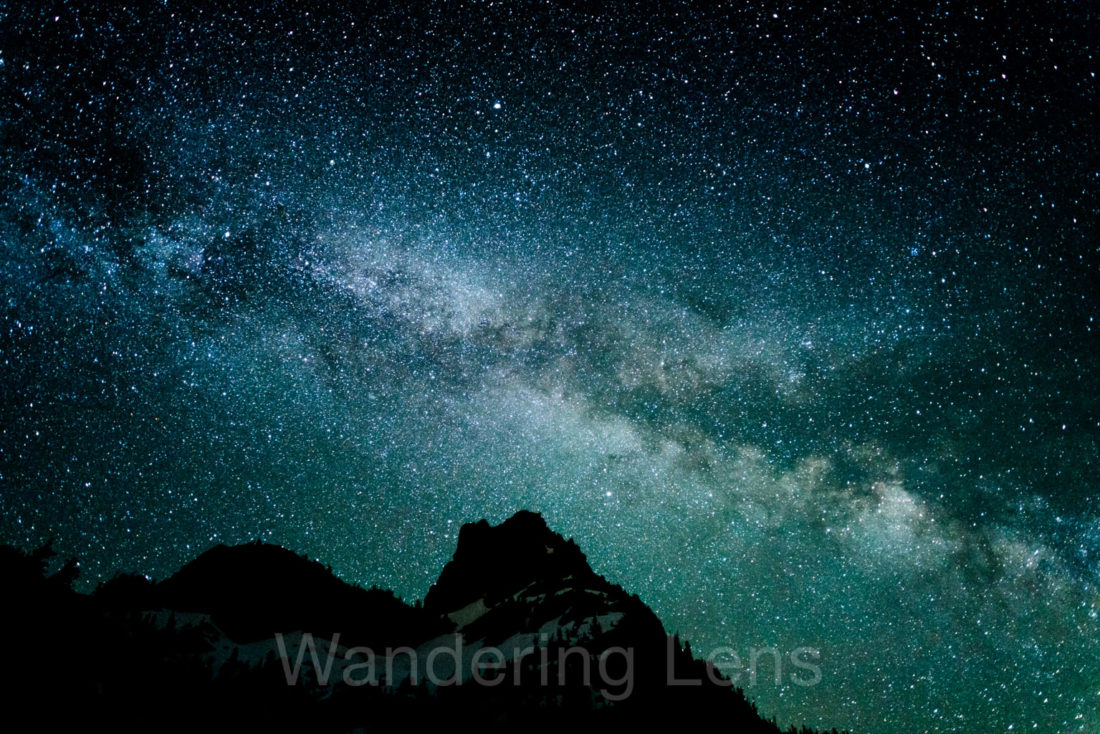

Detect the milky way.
[{"left": 2, "top": 2, "right": 1098, "bottom": 731}]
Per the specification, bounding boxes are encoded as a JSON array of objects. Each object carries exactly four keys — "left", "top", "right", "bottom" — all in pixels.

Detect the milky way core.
[{"left": 2, "top": 2, "right": 1097, "bottom": 731}]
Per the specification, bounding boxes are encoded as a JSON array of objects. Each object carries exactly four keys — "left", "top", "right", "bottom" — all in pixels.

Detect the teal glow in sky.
[{"left": 2, "top": 2, "right": 1097, "bottom": 731}]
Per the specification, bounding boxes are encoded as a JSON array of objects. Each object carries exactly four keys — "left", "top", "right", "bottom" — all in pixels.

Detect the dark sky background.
[{"left": 1, "top": 1, "right": 1097, "bottom": 731}]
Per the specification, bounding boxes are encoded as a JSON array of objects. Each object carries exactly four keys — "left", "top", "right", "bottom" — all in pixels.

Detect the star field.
[{"left": 1, "top": 1, "right": 1098, "bottom": 731}]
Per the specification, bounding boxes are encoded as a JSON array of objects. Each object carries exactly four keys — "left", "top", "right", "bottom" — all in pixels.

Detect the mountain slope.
[{"left": 0, "top": 513, "right": 842, "bottom": 733}]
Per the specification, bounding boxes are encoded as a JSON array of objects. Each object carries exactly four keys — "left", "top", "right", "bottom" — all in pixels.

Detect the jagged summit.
[
  {"left": 0, "top": 513, "right": 834, "bottom": 734},
  {"left": 423, "top": 510, "right": 598, "bottom": 613}
]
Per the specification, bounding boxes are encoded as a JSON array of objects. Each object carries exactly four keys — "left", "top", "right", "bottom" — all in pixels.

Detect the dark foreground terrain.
[{"left": 2, "top": 511, "right": 843, "bottom": 733}]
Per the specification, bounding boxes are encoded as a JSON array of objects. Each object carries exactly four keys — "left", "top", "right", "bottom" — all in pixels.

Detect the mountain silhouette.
[
  {"left": 424, "top": 510, "right": 597, "bottom": 613},
  {"left": 153, "top": 542, "right": 443, "bottom": 648},
  {"left": 0, "top": 512, "right": 845, "bottom": 734}
]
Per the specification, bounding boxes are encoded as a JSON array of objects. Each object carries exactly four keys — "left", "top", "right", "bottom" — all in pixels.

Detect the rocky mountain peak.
[{"left": 424, "top": 511, "right": 597, "bottom": 613}]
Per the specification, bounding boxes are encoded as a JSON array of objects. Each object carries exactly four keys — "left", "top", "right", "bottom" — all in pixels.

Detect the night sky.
[{"left": 2, "top": 1, "right": 1098, "bottom": 731}]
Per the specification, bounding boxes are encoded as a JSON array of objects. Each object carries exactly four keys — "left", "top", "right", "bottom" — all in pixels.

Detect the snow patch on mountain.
[{"left": 447, "top": 597, "right": 489, "bottom": 629}]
